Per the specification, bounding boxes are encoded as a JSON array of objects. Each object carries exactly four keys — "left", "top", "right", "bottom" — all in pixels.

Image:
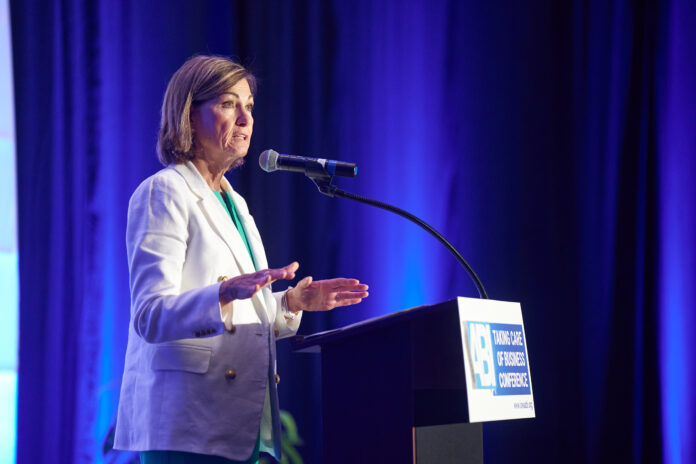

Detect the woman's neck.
[{"left": 191, "top": 157, "right": 229, "bottom": 191}]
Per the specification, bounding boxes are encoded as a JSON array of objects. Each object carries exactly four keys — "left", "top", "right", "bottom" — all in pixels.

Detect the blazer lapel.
[{"left": 173, "top": 162, "right": 258, "bottom": 278}]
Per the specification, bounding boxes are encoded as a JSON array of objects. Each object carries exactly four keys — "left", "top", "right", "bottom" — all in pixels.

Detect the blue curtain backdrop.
[{"left": 10, "top": 0, "right": 695, "bottom": 463}]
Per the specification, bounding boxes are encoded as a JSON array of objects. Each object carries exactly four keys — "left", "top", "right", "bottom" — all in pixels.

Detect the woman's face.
[{"left": 191, "top": 78, "right": 254, "bottom": 166}]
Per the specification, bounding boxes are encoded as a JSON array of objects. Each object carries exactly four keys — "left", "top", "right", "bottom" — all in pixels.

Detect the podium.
[{"left": 293, "top": 298, "right": 508, "bottom": 463}]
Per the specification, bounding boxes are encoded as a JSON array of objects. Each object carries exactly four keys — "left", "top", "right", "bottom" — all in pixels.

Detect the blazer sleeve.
[
  {"left": 272, "top": 290, "right": 302, "bottom": 339},
  {"left": 126, "top": 174, "right": 224, "bottom": 343}
]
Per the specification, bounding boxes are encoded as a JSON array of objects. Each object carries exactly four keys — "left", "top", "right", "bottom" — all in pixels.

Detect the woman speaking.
[{"left": 114, "top": 55, "right": 368, "bottom": 464}]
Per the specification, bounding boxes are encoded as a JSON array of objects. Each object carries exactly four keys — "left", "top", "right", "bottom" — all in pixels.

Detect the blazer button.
[
  {"left": 275, "top": 374, "right": 280, "bottom": 384},
  {"left": 273, "top": 327, "right": 279, "bottom": 337},
  {"left": 225, "top": 369, "right": 236, "bottom": 379},
  {"left": 227, "top": 324, "right": 236, "bottom": 334},
  {"left": 218, "top": 275, "right": 229, "bottom": 282}
]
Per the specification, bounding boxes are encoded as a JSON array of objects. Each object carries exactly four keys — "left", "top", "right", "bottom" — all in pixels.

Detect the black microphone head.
[{"left": 259, "top": 149, "right": 280, "bottom": 172}]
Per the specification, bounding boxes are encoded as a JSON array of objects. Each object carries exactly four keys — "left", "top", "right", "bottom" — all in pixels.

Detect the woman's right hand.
[{"left": 219, "top": 261, "right": 299, "bottom": 305}]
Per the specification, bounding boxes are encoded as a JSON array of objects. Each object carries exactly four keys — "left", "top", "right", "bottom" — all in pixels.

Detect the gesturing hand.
[
  {"left": 286, "top": 276, "right": 369, "bottom": 313},
  {"left": 219, "top": 262, "right": 299, "bottom": 305}
]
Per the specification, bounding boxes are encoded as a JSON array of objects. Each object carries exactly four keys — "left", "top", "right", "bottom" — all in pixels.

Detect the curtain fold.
[
  {"left": 12, "top": 0, "right": 102, "bottom": 462},
  {"left": 571, "top": 1, "right": 663, "bottom": 462},
  {"left": 657, "top": 0, "right": 696, "bottom": 462}
]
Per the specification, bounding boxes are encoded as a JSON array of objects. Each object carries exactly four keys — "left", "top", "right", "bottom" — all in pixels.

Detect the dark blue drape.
[
  {"left": 11, "top": 1, "right": 695, "bottom": 463},
  {"left": 656, "top": 1, "right": 696, "bottom": 462}
]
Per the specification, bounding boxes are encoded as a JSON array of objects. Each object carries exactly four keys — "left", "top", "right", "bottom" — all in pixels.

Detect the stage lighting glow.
[
  {"left": 0, "top": 0, "right": 18, "bottom": 461},
  {"left": 659, "top": 2, "right": 696, "bottom": 460}
]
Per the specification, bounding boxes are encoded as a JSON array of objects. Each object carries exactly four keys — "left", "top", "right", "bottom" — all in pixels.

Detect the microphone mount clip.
[{"left": 306, "top": 172, "right": 340, "bottom": 197}]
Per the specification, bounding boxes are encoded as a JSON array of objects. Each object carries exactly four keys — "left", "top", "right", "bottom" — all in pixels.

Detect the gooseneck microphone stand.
[{"left": 307, "top": 173, "right": 489, "bottom": 300}]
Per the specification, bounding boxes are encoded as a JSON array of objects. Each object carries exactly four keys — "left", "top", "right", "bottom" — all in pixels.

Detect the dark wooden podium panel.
[{"left": 293, "top": 299, "right": 484, "bottom": 463}]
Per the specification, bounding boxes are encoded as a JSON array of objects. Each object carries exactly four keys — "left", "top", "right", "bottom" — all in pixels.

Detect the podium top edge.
[{"left": 291, "top": 297, "right": 463, "bottom": 352}]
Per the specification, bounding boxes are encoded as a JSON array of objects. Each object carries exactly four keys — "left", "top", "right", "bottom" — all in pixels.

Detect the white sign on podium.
[{"left": 457, "top": 297, "right": 536, "bottom": 422}]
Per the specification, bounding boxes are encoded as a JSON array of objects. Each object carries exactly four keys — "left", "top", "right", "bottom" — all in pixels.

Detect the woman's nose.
[{"left": 236, "top": 109, "right": 252, "bottom": 126}]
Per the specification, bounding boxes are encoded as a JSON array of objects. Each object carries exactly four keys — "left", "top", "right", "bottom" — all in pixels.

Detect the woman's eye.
[
  {"left": 221, "top": 101, "right": 234, "bottom": 108},
  {"left": 246, "top": 105, "right": 254, "bottom": 112}
]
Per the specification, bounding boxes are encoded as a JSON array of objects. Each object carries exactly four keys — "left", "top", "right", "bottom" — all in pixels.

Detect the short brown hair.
[{"left": 157, "top": 55, "right": 256, "bottom": 166}]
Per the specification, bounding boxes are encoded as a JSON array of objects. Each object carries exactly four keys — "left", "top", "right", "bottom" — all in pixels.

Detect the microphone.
[{"left": 259, "top": 149, "right": 358, "bottom": 178}]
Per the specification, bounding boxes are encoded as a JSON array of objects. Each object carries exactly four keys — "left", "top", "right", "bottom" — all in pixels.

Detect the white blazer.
[{"left": 114, "top": 161, "right": 301, "bottom": 461}]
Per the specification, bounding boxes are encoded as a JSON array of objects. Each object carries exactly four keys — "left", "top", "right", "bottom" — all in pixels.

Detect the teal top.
[
  {"left": 140, "top": 431, "right": 260, "bottom": 463},
  {"left": 213, "top": 190, "right": 258, "bottom": 271}
]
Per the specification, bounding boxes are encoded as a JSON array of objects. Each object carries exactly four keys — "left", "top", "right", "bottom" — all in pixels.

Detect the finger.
[
  {"left": 251, "top": 272, "right": 273, "bottom": 290},
  {"left": 334, "top": 283, "right": 369, "bottom": 292},
  {"left": 321, "top": 278, "right": 366, "bottom": 291},
  {"left": 312, "top": 277, "right": 359, "bottom": 288},
  {"left": 262, "top": 268, "right": 289, "bottom": 283},
  {"left": 336, "top": 291, "right": 369, "bottom": 301},
  {"left": 331, "top": 289, "right": 367, "bottom": 305},
  {"left": 267, "top": 262, "right": 299, "bottom": 281},
  {"left": 257, "top": 272, "right": 273, "bottom": 285},
  {"left": 261, "top": 274, "right": 273, "bottom": 288},
  {"left": 285, "top": 261, "right": 300, "bottom": 273},
  {"left": 328, "top": 278, "right": 361, "bottom": 286},
  {"left": 294, "top": 276, "right": 313, "bottom": 290},
  {"left": 334, "top": 297, "right": 365, "bottom": 308},
  {"left": 282, "top": 261, "right": 300, "bottom": 279}
]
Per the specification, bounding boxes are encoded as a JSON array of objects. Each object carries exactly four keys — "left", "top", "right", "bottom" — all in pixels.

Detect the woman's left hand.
[{"left": 286, "top": 277, "right": 369, "bottom": 313}]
